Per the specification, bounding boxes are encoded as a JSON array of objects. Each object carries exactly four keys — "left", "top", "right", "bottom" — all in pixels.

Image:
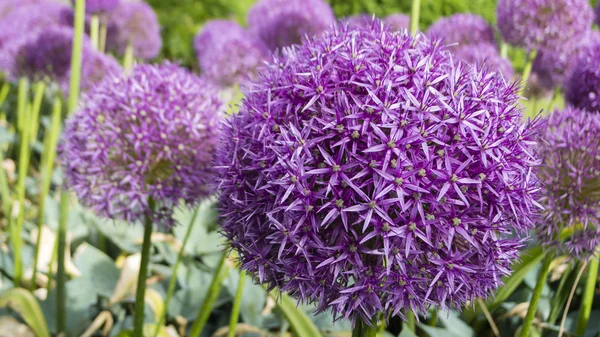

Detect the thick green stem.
[
  {"left": 68, "top": 0, "right": 85, "bottom": 115},
  {"left": 123, "top": 42, "right": 134, "bottom": 75},
  {"left": 152, "top": 207, "right": 200, "bottom": 337},
  {"left": 406, "top": 310, "right": 416, "bottom": 332},
  {"left": 56, "top": 191, "right": 69, "bottom": 335},
  {"left": 410, "top": 0, "right": 421, "bottom": 35},
  {"left": 132, "top": 208, "right": 154, "bottom": 337},
  {"left": 30, "top": 99, "right": 62, "bottom": 291},
  {"left": 16, "top": 78, "right": 27, "bottom": 133},
  {"left": 519, "top": 49, "right": 537, "bottom": 97},
  {"left": 99, "top": 16, "right": 108, "bottom": 53},
  {"left": 575, "top": 255, "right": 599, "bottom": 335},
  {"left": 0, "top": 82, "right": 10, "bottom": 106},
  {"left": 46, "top": 236, "right": 59, "bottom": 292},
  {"left": 500, "top": 42, "right": 508, "bottom": 59},
  {"left": 29, "top": 81, "right": 45, "bottom": 145},
  {"left": 227, "top": 270, "right": 247, "bottom": 337},
  {"left": 90, "top": 15, "right": 100, "bottom": 50},
  {"left": 520, "top": 251, "right": 553, "bottom": 337},
  {"left": 0, "top": 140, "right": 11, "bottom": 221},
  {"left": 352, "top": 316, "right": 378, "bottom": 337},
  {"left": 189, "top": 252, "right": 230, "bottom": 337}
]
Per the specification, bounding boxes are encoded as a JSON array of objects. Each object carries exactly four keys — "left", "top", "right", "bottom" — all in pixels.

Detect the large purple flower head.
[
  {"left": 218, "top": 21, "right": 541, "bottom": 323},
  {"left": 497, "top": 0, "right": 593, "bottom": 51},
  {"left": 194, "top": 20, "right": 268, "bottom": 87},
  {"left": 106, "top": 0, "right": 161, "bottom": 59},
  {"left": 532, "top": 31, "right": 600, "bottom": 91},
  {"left": 71, "top": 0, "right": 119, "bottom": 14},
  {"left": 384, "top": 14, "right": 410, "bottom": 32},
  {"left": 60, "top": 63, "right": 223, "bottom": 227},
  {"left": 0, "top": 0, "right": 39, "bottom": 19},
  {"left": 537, "top": 107, "right": 600, "bottom": 259},
  {"left": 565, "top": 41, "right": 600, "bottom": 113},
  {"left": 248, "top": 0, "right": 335, "bottom": 51},
  {"left": 79, "top": 49, "right": 122, "bottom": 93},
  {"left": 453, "top": 44, "right": 514, "bottom": 79},
  {"left": 426, "top": 14, "right": 495, "bottom": 49}
]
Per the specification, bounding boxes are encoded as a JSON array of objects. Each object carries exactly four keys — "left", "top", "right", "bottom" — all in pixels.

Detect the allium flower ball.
[
  {"left": 218, "top": 21, "right": 541, "bottom": 323},
  {"left": 73, "top": 0, "right": 119, "bottom": 14},
  {"left": 565, "top": 42, "right": 600, "bottom": 113},
  {"left": 497, "top": 0, "right": 593, "bottom": 50},
  {"left": 537, "top": 107, "right": 600, "bottom": 259},
  {"left": 106, "top": 0, "right": 161, "bottom": 59},
  {"left": 0, "top": 0, "right": 39, "bottom": 19},
  {"left": 453, "top": 44, "right": 514, "bottom": 79},
  {"left": 194, "top": 20, "right": 268, "bottom": 86},
  {"left": 248, "top": 0, "right": 335, "bottom": 51},
  {"left": 426, "top": 14, "right": 495, "bottom": 49},
  {"left": 60, "top": 63, "right": 223, "bottom": 227},
  {"left": 385, "top": 14, "right": 410, "bottom": 32}
]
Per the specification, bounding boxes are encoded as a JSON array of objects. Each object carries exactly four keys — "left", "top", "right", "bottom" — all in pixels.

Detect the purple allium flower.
[
  {"left": 532, "top": 31, "right": 600, "bottom": 91},
  {"left": 453, "top": 43, "right": 514, "bottom": 79},
  {"left": 248, "top": 0, "right": 335, "bottom": 51},
  {"left": 537, "top": 107, "right": 600, "bottom": 259},
  {"left": 565, "top": 41, "right": 600, "bottom": 113},
  {"left": 106, "top": 0, "right": 161, "bottom": 59},
  {"left": 79, "top": 48, "right": 122, "bottom": 93},
  {"left": 194, "top": 20, "right": 268, "bottom": 87},
  {"left": 384, "top": 14, "right": 410, "bottom": 32},
  {"left": 217, "top": 21, "right": 541, "bottom": 323},
  {"left": 0, "top": 0, "right": 39, "bottom": 19},
  {"left": 497, "top": 0, "right": 593, "bottom": 51},
  {"left": 71, "top": 0, "right": 119, "bottom": 14},
  {"left": 60, "top": 62, "right": 223, "bottom": 227},
  {"left": 426, "top": 14, "right": 495, "bottom": 49}
]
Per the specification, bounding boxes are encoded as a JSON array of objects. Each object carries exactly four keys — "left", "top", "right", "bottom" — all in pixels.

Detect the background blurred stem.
[
  {"left": 16, "top": 78, "right": 27, "bottom": 133},
  {"left": 90, "top": 15, "right": 100, "bottom": 50},
  {"left": 46, "top": 237, "right": 58, "bottom": 292},
  {"left": 558, "top": 261, "right": 588, "bottom": 337},
  {"left": 132, "top": 201, "right": 154, "bottom": 337},
  {"left": 152, "top": 207, "right": 200, "bottom": 337},
  {"left": 500, "top": 42, "right": 508, "bottom": 59},
  {"left": 56, "top": 190, "right": 69, "bottom": 335},
  {"left": 0, "top": 147, "right": 11, "bottom": 221},
  {"left": 29, "top": 81, "right": 45, "bottom": 144},
  {"left": 99, "top": 16, "right": 108, "bottom": 53},
  {"left": 405, "top": 310, "right": 416, "bottom": 332},
  {"left": 352, "top": 316, "right": 378, "bottom": 337},
  {"left": 410, "top": 0, "right": 421, "bottom": 35},
  {"left": 0, "top": 82, "right": 9, "bottom": 106},
  {"left": 519, "top": 49, "right": 537, "bottom": 97},
  {"left": 124, "top": 43, "right": 134, "bottom": 75},
  {"left": 227, "top": 269, "right": 246, "bottom": 337},
  {"left": 575, "top": 255, "right": 599, "bottom": 335},
  {"left": 30, "top": 98, "right": 62, "bottom": 292},
  {"left": 189, "top": 252, "right": 230, "bottom": 337},
  {"left": 520, "top": 251, "right": 553, "bottom": 337}
]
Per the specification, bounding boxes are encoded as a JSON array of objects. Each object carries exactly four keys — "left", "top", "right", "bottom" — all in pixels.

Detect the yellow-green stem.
[
  {"left": 132, "top": 203, "right": 154, "bottom": 337},
  {"left": 227, "top": 270, "right": 247, "bottom": 337},
  {"left": 90, "top": 15, "right": 100, "bottom": 50},
  {"left": 406, "top": 310, "right": 416, "bottom": 331},
  {"left": 500, "top": 43, "right": 508, "bottom": 59},
  {"left": 0, "top": 82, "right": 10, "bottom": 106},
  {"left": 189, "top": 252, "right": 230, "bottom": 337},
  {"left": 152, "top": 207, "right": 200, "bottom": 337},
  {"left": 30, "top": 99, "right": 62, "bottom": 292},
  {"left": 519, "top": 49, "right": 537, "bottom": 97},
  {"left": 352, "top": 316, "right": 378, "bottom": 337},
  {"left": 29, "top": 81, "right": 45, "bottom": 144},
  {"left": 16, "top": 78, "right": 27, "bottom": 133},
  {"left": 99, "top": 16, "right": 108, "bottom": 53},
  {"left": 520, "top": 251, "right": 553, "bottom": 337},
  {"left": 0, "top": 147, "right": 11, "bottom": 220},
  {"left": 46, "top": 236, "right": 59, "bottom": 292},
  {"left": 410, "top": 0, "right": 421, "bottom": 35},
  {"left": 56, "top": 191, "right": 69, "bottom": 335},
  {"left": 575, "top": 255, "right": 599, "bottom": 335},
  {"left": 68, "top": 0, "right": 85, "bottom": 116},
  {"left": 123, "top": 43, "right": 134, "bottom": 75}
]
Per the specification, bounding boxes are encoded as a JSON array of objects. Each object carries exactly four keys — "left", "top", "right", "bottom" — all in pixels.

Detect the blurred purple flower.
[
  {"left": 453, "top": 43, "right": 514, "bottom": 79},
  {"left": 218, "top": 20, "right": 541, "bottom": 323},
  {"left": 537, "top": 107, "right": 600, "bottom": 259},
  {"left": 248, "top": 0, "right": 335, "bottom": 51},
  {"left": 346, "top": 14, "right": 374, "bottom": 29},
  {"left": 565, "top": 41, "right": 600, "bottom": 112},
  {"left": 426, "top": 13, "right": 495, "bottom": 49},
  {"left": 0, "top": 0, "right": 39, "bottom": 19},
  {"left": 60, "top": 62, "right": 223, "bottom": 227},
  {"left": 497, "top": 0, "right": 593, "bottom": 51},
  {"left": 385, "top": 14, "right": 410, "bottom": 32},
  {"left": 194, "top": 20, "right": 268, "bottom": 86},
  {"left": 106, "top": 0, "right": 161, "bottom": 59},
  {"left": 71, "top": 0, "right": 119, "bottom": 14}
]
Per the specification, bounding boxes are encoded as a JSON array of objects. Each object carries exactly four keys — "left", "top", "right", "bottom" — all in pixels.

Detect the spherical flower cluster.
[
  {"left": 453, "top": 44, "right": 514, "bottom": 79},
  {"left": 532, "top": 31, "right": 600, "bottom": 91},
  {"left": 385, "top": 14, "right": 410, "bottom": 32},
  {"left": 106, "top": 0, "right": 161, "bottom": 59},
  {"left": 76, "top": 0, "right": 119, "bottom": 14},
  {"left": 60, "top": 63, "right": 223, "bottom": 227},
  {"left": 497, "top": 0, "right": 593, "bottom": 51},
  {"left": 248, "top": 0, "right": 335, "bottom": 51},
  {"left": 565, "top": 42, "right": 600, "bottom": 113},
  {"left": 537, "top": 107, "right": 600, "bottom": 259},
  {"left": 0, "top": 0, "right": 39, "bottom": 19},
  {"left": 194, "top": 20, "right": 268, "bottom": 86},
  {"left": 79, "top": 48, "right": 123, "bottom": 93},
  {"left": 218, "top": 21, "right": 541, "bottom": 323},
  {"left": 426, "top": 14, "right": 495, "bottom": 49}
]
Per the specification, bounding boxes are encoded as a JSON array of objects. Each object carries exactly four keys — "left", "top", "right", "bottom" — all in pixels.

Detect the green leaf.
[
  {"left": 0, "top": 288, "right": 51, "bottom": 337},
  {"left": 417, "top": 324, "right": 461, "bottom": 337},
  {"left": 272, "top": 291, "right": 324, "bottom": 337},
  {"left": 114, "top": 330, "right": 133, "bottom": 337},
  {"left": 487, "top": 246, "right": 544, "bottom": 312},
  {"left": 438, "top": 311, "right": 474, "bottom": 337},
  {"left": 72, "top": 242, "right": 120, "bottom": 298},
  {"left": 398, "top": 328, "right": 418, "bottom": 337}
]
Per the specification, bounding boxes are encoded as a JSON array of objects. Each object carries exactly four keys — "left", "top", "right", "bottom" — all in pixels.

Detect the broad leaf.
[{"left": 0, "top": 288, "right": 50, "bottom": 337}]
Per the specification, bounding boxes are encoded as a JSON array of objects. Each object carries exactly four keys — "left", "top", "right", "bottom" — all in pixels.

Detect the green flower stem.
[
  {"left": 99, "top": 16, "right": 108, "bottom": 53},
  {"left": 575, "top": 254, "right": 599, "bottom": 335},
  {"left": 410, "top": 0, "right": 421, "bottom": 35},
  {"left": 16, "top": 78, "right": 27, "bottom": 133},
  {"left": 29, "top": 81, "right": 45, "bottom": 145},
  {"left": 30, "top": 99, "right": 62, "bottom": 292},
  {"left": 124, "top": 43, "right": 134, "bottom": 75},
  {"left": 406, "top": 310, "right": 416, "bottom": 332},
  {"left": 68, "top": 0, "right": 85, "bottom": 116},
  {"left": 429, "top": 309, "right": 438, "bottom": 326},
  {"left": 56, "top": 190, "right": 69, "bottom": 335},
  {"left": 352, "top": 316, "right": 378, "bottom": 337},
  {"left": 500, "top": 42, "right": 508, "bottom": 59},
  {"left": 46, "top": 236, "right": 58, "bottom": 292},
  {"left": 519, "top": 49, "right": 537, "bottom": 97},
  {"left": 0, "top": 82, "right": 10, "bottom": 106},
  {"left": 152, "top": 207, "right": 200, "bottom": 337},
  {"left": 90, "top": 15, "right": 100, "bottom": 50},
  {"left": 132, "top": 201, "right": 154, "bottom": 337},
  {"left": 189, "top": 252, "right": 230, "bottom": 337},
  {"left": 227, "top": 269, "right": 247, "bottom": 337},
  {"left": 0, "top": 145, "right": 11, "bottom": 220},
  {"left": 520, "top": 251, "right": 554, "bottom": 337}
]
